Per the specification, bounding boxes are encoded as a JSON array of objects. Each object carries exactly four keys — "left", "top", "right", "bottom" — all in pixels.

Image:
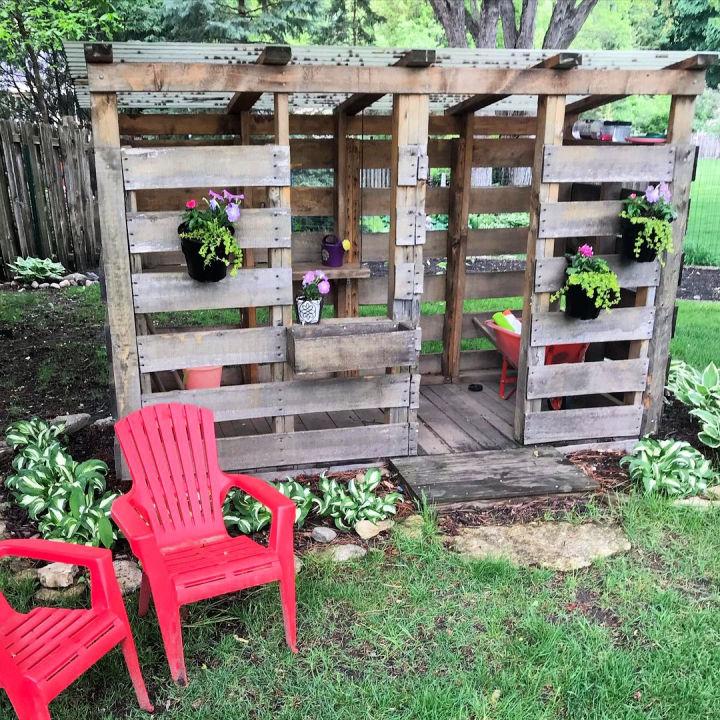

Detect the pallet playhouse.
[{"left": 68, "top": 42, "right": 714, "bottom": 504}]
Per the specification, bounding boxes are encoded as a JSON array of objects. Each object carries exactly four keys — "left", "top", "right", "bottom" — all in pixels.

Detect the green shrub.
[
  {"left": 667, "top": 360, "right": 720, "bottom": 449},
  {"left": 621, "top": 437, "right": 715, "bottom": 497},
  {"left": 8, "top": 257, "right": 66, "bottom": 283},
  {"left": 5, "top": 418, "right": 65, "bottom": 452}
]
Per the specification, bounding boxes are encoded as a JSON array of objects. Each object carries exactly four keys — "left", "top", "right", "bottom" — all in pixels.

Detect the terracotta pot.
[
  {"left": 179, "top": 222, "right": 232, "bottom": 282},
  {"left": 565, "top": 284, "right": 601, "bottom": 320},
  {"left": 620, "top": 217, "right": 658, "bottom": 263},
  {"left": 321, "top": 234, "right": 344, "bottom": 267},
  {"left": 295, "top": 297, "right": 323, "bottom": 325},
  {"left": 183, "top": 366, "right": 223, "bottom": 389}
]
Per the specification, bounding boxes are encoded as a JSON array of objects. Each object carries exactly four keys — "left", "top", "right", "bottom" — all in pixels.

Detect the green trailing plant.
[
  {"left": 667, "top": 360, "right": 720, "bottom": 449},
  {"left": 314, "top": 468, "right": 402, "bottom": 531},
  {"left": 620, "top": 183, "right": 676, "bottom": 262},
  {"left": 550, "top": 244, "right": 621, "bottom": 311},
  {"left": 7, "top": 256, "right": 66, "bottom": 283},
  {"left": 621, "top": 437, "right": 716, "bottom": 497}
]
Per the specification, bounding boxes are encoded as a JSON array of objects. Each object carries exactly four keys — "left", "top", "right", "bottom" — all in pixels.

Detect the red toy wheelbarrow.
[{"left": 478, "top": 320, "right": 588, "bottom": 409}]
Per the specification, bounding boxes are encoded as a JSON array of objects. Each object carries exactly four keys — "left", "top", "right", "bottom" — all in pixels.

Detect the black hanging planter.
[
  {"left": 565, "top": 284, "right": 601, "bottom": 320},
  {"left": 179, "top": 222, "right": 232, "bottom": 282},
  {"left": 620, "top": 217, "right": 658, "bottom": 263}
]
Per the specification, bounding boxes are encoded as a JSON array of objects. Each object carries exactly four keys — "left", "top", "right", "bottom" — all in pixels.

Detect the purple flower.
[
  {"left": 645, "top": 184, "right": 660, "bottom": 204},
  {"left": 226, "top": 203, "right": 241, "bottom": 223},
  {"left": 578, "top": 244, "right": 594, "bottom": 257},
  {"left": 316, "top": 271, "right": 327, "bottom": 281},
  {"left": 658, "top": 181, "right": 672, "bottom": 203},
  {"left": 318, "top": 280, "right": 331, "bottom": 295},
  {"left": 209, "top": 198, "right": 219, "bottom": 210},
  {"left": 209, "top": 190, "right": 223, "bottom": 201},
  {"left": 223, "top": 189, "right": 245, "bottom": 202},
  {"left": 302, "top": 270, "right": 316, "bottom": 285}
]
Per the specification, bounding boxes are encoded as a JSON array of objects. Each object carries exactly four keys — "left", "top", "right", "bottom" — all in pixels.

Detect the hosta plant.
[
  {"left": 314, "top": 468, "right": 402, "bottom": 531},
  {"left": 8, "top": 256, "right": 66, "bottom": 283},
  {"left": 667, "top": 360, "right": 720, "bottom": 449},
  {"left": 620, "top": 437, "right": 715, "bottom": 497},
  {"left": 5, "top": 418, "right": 65, "bottom": 452}
]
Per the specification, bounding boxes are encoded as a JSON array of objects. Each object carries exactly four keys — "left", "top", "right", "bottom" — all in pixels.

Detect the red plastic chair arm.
[{"left": 111, "top": 495, "right": 155, "bottom": 541}]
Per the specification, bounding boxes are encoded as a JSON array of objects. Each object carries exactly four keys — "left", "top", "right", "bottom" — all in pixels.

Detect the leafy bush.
[
  {"left": 621, "top": 438, "right": 715, "bottom": 497},
  {"left": 667, "top": 360, "right": 720, "bottom": 449},
  {"left": 8, "top": 256, "right": 66, "bottom": 283},
  {"left": 3, "top": 418, "right": 118, "bottom": 548}
]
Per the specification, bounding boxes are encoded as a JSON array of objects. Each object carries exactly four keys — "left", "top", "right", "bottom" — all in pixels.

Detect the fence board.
[
  {"left": 542, "top": 145, "right": 676, "bottom": 183},
  {"left": 539, "top": 200, "right": 623, "bottom": 238},
  {"left": 132, "top": 267, "right": 293, "bottom": 313},
  {"left": 121, "top": 144, "right": 291, "bottom": 190},
  {"left": 127, "top": 208, "right": 292, "bottom": 253},
  {"left": 535, "top": 254, "right": 660, "bottom": 292},
  {"left": 217, "top": 422, "right": 416, "bottom": 470},
  {"left": 524, "top": 405, "right": 643, "bottom": 443},
  {"left": 527, "top": 358, "right": 649, "bottom": 399},
  {"left": 143, "top": 373, "right": 416, "bottom": 421},
  {"left": 531, "top": 306, "right": 655, "bottom": 346},
  {"left": 137, "top": 326, "right": 286, "bottom": 372}
]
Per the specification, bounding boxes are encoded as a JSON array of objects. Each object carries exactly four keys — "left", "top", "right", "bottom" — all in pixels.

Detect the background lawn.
[{"left": 685, "top": 158, "right": 720, "bottom": 267}]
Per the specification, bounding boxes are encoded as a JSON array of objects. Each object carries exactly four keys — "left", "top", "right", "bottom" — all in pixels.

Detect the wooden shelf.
[{"left": 292, "top": 262, "right": 370, "bottom": 281}]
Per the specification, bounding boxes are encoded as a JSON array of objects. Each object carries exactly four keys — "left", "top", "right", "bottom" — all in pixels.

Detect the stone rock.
[
  {"left": 395, "top": 514, "right": 424, "bottom": 539},
  {"left": 311, "top": 526, "right": 337, "bottom": 543},
  {"left": 31, "top": 281, "right": 38, "bottom": 289},
  {"left": 93, "top": 416, "right": 114, "bottom": 428},
  {"left": 59, "top": 279, "right": 70, "bottom": 288},
  {"left": 446, "top": 522, "right": 631, "bottom": 572},
  {"left": 50, "top": 412, "right": 91, "bottom": 436},
  {"left": 86, "top": 271, "right": 100, "bottom": 281},
  {"left": 354, "top": 519, "right": 394, "bottom": 540},
  {"left": 0, "top": 520, "right": 7, "bottom": 539},
  {"left": 113, "top": 559, "right": 142, "bottom": 595},
  {"left": 0, "top": 440, "right": 11, "bottom": 459},
  {"left": 704, "top": 486, "right": 720, "bottom": 500},
  {"left": 294, "top": 555, "right": 303, "bottom": 574},
  {"left": 63, "top": 272, "right": 87, "bottom": 285},
  {"left": 35, "top": 584, "right": 85, "bottom": 604},
  {"left": 321, "top": 544, "right": 367, "bottom": 563},
  {"left": 38, "top": 562, "right": 79, "bottom": 589},
  {"left": 50, "top": 283, "right": 60, "bottom": 289},
  {"left": 673, "top": 496, "right": 720, "bottom": 510},
  {"left": 39, "top": 283, "right": 49, "bottom": 288},
  {"left": 14, "top": 568, "right": 38, "bottom": 583}
]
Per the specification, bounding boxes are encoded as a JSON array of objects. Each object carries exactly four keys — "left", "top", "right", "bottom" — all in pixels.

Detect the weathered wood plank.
[
  {"left": 131, "top": 267, "right": 293, "bottom": 313},
  {"left": 143, "top": 373, "right": 417, "bottom": 421},
  {"left": 136, "top": 326, "right": 286, "bottom": 372},
  {"left": 121, "top": 145, "right": 291, "bottom": 190},
  {"left": 127, "top": 208, "right": 292, "bottom": 253},
  {"left": 539, "top": 200, "right": 623, "bottom": 238},
  {"left": 542, "top": 145, "right": 675, "bottom": 183},
  {"left": 527, "top": 358, "right": 649, "bottom": 399},
  {"left": 535, "top": 254, "right": 660, "bottom": 292},
  {"left": 217, "top": 423, "right": 416, "bottom": 470},
  {"left": 524, "top": 405, "right": 643, "bottom": 443},
  {"left": 531, "top": 306, "right": 655, "bottom": 346}
]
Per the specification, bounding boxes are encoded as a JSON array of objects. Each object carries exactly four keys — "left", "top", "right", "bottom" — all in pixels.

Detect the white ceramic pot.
[{"left": 295, "top": 297, "right": 323, "bottom": 325}]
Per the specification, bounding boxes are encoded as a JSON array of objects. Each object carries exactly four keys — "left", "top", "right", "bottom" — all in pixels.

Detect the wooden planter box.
[{"left": 288, "top": 318, "right": 421, "bottom": 374}]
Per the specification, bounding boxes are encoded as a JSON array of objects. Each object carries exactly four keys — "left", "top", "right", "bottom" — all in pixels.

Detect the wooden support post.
[
  {"left": 387, "top": 93, "right": 429, "bottom": 426},
  {"left": 640, "top": 95, "right": 698, "bottom": 435},
  {"left": 227, "top": 45, "right": 292, "bottom": 113},
  {"left": 271, "top": 92, "right": 294, "bottom": 433},
  {"left": 90, "top": 92, "right": 142, "bottom": 421},
  {"left": 514, "top": 94, "right": 566, "bottom": 443},
  {"left": 441, "top": 112, "right": 473, "bottom": 380}
]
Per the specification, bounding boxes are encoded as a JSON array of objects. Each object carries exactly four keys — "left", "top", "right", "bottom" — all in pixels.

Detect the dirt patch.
[{"left": 677, "top": 265, "right": 720, "bottom": 302}]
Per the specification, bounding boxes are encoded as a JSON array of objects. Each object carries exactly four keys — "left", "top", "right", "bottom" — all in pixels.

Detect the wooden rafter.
[
  {"left": 335, "top": 50, "right": 436, "bottom": 116},
  {"left": 445, "top": 53, "right": 581, "bottom": 116},
  {"left": 227, "top": 45, "right": 292, "bottom": 114}
]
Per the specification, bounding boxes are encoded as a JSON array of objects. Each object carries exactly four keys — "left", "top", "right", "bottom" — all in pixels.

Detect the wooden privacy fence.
[{"left": 0, "top": 119, "right": 99, "bottom": 280}]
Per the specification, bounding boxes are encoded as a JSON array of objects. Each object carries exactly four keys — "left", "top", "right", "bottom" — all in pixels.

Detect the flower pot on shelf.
[
  {"left": 321, "top": 234, "right": 345, "bottom": 267},
  {"left": 183, "top": 365, "right": 223, "bottom": 389},
  {"left": 295, "top": 296, "right": 323, "bottom": 325},
  {"left": 178, "top": 222, "right": 233, "bottom": 282},
  {"left": 565, "top": 284, "right": 601, "bottom": 320},
  {"left": 620, "top": 217, "right": 658, "bottom": 263}
]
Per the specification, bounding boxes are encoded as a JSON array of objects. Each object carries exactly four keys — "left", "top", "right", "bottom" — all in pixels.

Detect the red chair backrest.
[{"left": 115, "top": 403, "right": 227, "bottom": 546}]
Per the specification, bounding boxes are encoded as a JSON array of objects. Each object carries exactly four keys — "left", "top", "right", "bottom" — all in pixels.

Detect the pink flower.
[
  {"left": 645, "top": 184, "right": 660, "bottom": 203},
  {"left": 578, "top": 244, "right": 594, "bottom": 257},
  {"left": 302, "top": 270, "right": 316, "bottom": 285},
  {"left": 226, "top": 203, "right": 241, "bottom": 223},
  {"left": 318, "top": 279, "right": 331, "bottom": 295},
  {"left": 185, "top": 199, "right": 197, "bottom": 209},
  {"left": 658, "top": 181, "right": 672, "bottom": 203},
  {"left": 629, "top": 193, "right": 637, "bottom": 199},
  {"left": 223, "top": 189, "right": 245, "bottom": 202}
]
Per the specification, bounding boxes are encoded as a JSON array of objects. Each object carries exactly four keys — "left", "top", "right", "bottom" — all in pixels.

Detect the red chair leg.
[
  {"left": 156, "top": 605, "right": 188, "bottom": 685},
  {"left": 9, "top": 692, "right": 50, "bottom": 720},
  {"left": 279, "top": 571, "right": 298, "bottom": 653},
  {"left": 120, "top": 637, "right": 154, "bottom": 712},
  {"left": 138, "top": 572, "right": 151, "bottom": 617}
]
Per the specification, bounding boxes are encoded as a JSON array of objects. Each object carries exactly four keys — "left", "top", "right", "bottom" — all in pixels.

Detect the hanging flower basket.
[
  {"left": 619, "top": 183, "right": 676, "bottom": 264},
  {"left": 179, "top": 223, "right": 231, "bottom": 282},
  {"left": 565, "top": 284, "right": 601, "bottom": 320}
]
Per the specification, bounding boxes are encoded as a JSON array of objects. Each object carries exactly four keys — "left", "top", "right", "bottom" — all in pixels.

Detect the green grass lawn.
[
  {"left": 685, "top": 158, "right": 720, "bottom": 267},
  {"left": 2, "top": 496, "right": 720, "bottom": 719}
]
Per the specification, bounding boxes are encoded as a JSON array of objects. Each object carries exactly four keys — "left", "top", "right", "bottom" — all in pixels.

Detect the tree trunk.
[
  {"left": 429, "top": 0, "right": 468, "bottom": 47},
  {"left": 542, "top": 0, "right": 599, "bottom": 48}
]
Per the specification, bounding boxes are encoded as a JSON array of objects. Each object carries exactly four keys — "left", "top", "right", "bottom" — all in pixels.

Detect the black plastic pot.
[
  {"left": 565, "top": 284, "right": 601, "bottom": 320},
  {"left": 620, "top": 217, "right": 658, "bottom": 263},
  {"left": 179, "top": 222, "right": 231, "bottom": 282}
]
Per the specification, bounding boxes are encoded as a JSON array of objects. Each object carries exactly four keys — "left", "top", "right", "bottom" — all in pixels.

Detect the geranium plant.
[
  {"left": 620, "top": 182, "right": 676, "bottom": 263},
  {"left": 300, "top": 270, "right": 331, "bottom": 300},
  {"left": 550, "top": 244, "right": 620, "bottom": 319},
  {"left": 179, "top": 189, "right": 245, "bottom": 279}
]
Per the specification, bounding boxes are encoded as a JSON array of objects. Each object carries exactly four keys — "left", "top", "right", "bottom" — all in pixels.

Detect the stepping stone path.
[
  {"left": 672, "top": 496, "right": 720, "bottom": 510},
  {"left": 444, "top": 521, "right": 631, "bottom": 572}
]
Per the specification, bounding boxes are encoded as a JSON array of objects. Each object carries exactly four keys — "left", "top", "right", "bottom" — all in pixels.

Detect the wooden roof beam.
[
  {"left": 227, "top": 45, "right": 292, "bottom": 114},
  {"left": 445, "top": 52, "right": 581, "bottom": 116},
  {"left": 565, "top": 53, "right": 718, "bottom": 117},
  {"left": 335, "top": 49, "right": 436, "bottom": 116}
]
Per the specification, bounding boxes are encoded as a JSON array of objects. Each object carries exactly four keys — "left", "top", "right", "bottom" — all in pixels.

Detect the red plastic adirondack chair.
[
  {"left": 0, "top": 539, "right": 153, "bottom": 720},
  {"left": 113, "top": 403, "right": 297, "bottom": 685}
]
